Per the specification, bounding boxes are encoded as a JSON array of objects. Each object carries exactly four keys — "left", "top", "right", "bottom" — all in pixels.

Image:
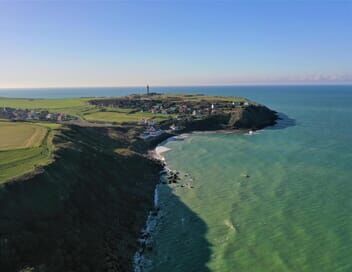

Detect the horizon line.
[{"left": 1, "top": 82, "right": 352, "bottom": 90}]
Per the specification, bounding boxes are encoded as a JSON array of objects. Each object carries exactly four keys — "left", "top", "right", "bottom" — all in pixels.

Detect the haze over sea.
[{"left": 2, "top": 85, "right": 352, "bottom": 271}]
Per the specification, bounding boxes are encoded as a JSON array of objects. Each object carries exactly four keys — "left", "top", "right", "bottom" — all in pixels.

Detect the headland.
[{"left": 0, "top": 93, "right": 278, "bottom": 271}]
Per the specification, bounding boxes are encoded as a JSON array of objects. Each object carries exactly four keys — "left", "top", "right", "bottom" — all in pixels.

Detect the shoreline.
[
  {"left": 134, "top": 128, "right": 253, "bottom": 271},
  {"left": 133, "top": 135, "right": 175, "bottom": 271}
]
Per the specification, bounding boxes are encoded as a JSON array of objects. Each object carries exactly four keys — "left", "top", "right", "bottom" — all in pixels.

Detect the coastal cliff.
[
  {"left": 0, "top": 97, "right": 278, "bottom": 272},
  {"left": 180, "top": 104, "right": 277, "bottom": 132},
  {"left": 0, "top": 126, "right": 162, "bottom": 272},
  {"left": 228, "top": 104, "right": 277, "bottom": 129}
]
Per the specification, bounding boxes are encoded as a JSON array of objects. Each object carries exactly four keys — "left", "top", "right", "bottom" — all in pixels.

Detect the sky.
[{"left": 0, "top": 0, "right": 351, "bottom": 88}]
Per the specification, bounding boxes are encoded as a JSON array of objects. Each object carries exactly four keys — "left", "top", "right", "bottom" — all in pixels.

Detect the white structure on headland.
[
  {"left": 139, "top": 126, "right": 164, "bottom": 140},
  {"left": 170, "top": 124, "right": 181, "bottom": 131}
]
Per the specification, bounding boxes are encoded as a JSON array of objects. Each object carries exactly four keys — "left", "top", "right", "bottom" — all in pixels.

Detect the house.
[
  {"left": 170, "top": 124, "right": 180, "bottom": 131},
  {"left": 139, "top": 126, "right": 164, "bottom": 140}
]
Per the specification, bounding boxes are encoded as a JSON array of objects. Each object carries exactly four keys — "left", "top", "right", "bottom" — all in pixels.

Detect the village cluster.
[
  {"left": 112, "top": 95, "right": 251, "bottom": 140},
  {"left": 0, "top": 107, "right": 77, "bottom": 122},
  {"left": 91, "top": 95, "right": 249, "bottom": 117}
]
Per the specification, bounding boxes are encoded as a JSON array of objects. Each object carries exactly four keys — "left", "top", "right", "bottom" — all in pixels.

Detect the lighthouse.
[{"left": 147, "top": 85, "right": 150, "bottom": 95}]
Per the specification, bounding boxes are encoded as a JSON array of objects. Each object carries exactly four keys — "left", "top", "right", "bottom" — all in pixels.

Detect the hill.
[{"left": 0, "top": 125, "right": 162, "bottom": 272}]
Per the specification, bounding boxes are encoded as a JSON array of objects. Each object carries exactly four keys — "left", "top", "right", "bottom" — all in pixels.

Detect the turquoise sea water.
[
  {"left": 148, "top": 86, "right": 352, "bottom": 272},
  {"left": 2, "top": 85, "right": 352, "bottom": 271}
]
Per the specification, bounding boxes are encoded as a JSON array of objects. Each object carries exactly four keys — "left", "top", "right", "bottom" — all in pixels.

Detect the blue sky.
[{"left": 0, "top": 0, "right": 351, "bottom": 87}]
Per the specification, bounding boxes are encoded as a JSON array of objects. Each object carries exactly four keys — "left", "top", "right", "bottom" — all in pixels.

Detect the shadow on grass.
[{"left": 0, "top": 126, "right": 163, "bottom": 272}]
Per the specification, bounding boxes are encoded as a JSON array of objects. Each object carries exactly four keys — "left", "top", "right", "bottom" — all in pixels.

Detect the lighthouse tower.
[{"left": 147, "top": 85, "right": 150, "bottom": 95}]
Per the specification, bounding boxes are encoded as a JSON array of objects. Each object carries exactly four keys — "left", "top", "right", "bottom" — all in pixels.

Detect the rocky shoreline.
[
  {"left": 134, "top": 142, "right": 181, "bottom": 272},
  {"left": 133, "top": 101, "right": 279, "bottom": 271},
  {"left": 133, "top": 129, "right": 256, "bottom": 271}
]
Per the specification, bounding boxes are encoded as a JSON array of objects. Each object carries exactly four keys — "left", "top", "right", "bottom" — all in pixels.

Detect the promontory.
[{"left": 0, "top": 93, "right": 278, "bottom": 272}]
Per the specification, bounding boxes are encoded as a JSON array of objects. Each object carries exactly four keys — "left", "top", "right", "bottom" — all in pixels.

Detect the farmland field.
[
  {"left": 0, "top": 121, "right": 56, "bottom": 183},
  {"left": 0, "top": 122, "right": 48, "bottom": 150}
]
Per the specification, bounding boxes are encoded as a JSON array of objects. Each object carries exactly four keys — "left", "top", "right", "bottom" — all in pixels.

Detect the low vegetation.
[
  {"left": 0, "top": 121, "right": 57, "bottom": 183},
  {"left": 83, "top": 110, "right": 172, "bottom": 123},
  {"left": 0, "top": 122, "right": 47, "bottom": 150},
  {"left": 0, "top": 97, "right": 94, "bottom": 119},
  {"left": 0, "top": 125, "right": 161, "bottom": 271},
  {"left": 0, "top": 97, "right": 89, "bottom": 109}
]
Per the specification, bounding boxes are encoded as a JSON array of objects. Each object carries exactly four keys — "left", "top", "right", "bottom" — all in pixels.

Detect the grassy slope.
[
  {"left": 0, "top": 125, "right": 161, "bottom": 272},
  {"left": 0, "top": 121, "right": 57, "bottom": 183}
]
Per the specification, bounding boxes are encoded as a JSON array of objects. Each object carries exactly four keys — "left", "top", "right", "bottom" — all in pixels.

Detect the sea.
[{"left": 1, "top": 85, "right": 352, "bottom": 271}]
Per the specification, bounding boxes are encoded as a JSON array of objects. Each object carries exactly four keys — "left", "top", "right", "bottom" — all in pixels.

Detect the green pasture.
[
  {"left": 0, "top": 94, "right": 245, "bottom": 126},
  {"left": 0, "top": 121, "right": 56, "bottom": 184},
  {"left": 150, "top": 93, "right": 248, "bottom": 103},
  {"left": 0, "top": 97, "right": 96, "bottom": 119},
  {"left": 0, "top": 122, "right": 48, "bottom": 150},
  {"left": 83, "top": 110, "right": 172, "bottom": 123},
  {"left": 0, "top": 97, "right": 89, "bottom": 109}
]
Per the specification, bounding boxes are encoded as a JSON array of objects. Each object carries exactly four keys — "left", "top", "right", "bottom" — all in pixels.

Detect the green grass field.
[
  {"left": 148, "top": 93, "right": 248, "bottom": 103},
  {"left": 0, "top": 122, "right": 48, "bottom": 150},
  {"left": 0, "top": 94, "right": 247, "bottom": 125},
  {"left": 0, "top": 121, "right": 56, "bottom": 183},
  {"left": 0, "top": 97, "right": 89, "bottom": 109},
  {"left": 0, "top": 97, "right": 96, "bottom": 119},
  {"left": 83, "top": 110, "right": 172, "bottom": 123}
]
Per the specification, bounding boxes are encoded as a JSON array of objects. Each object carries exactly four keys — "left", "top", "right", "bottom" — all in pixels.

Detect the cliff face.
[
  {"left": 181, "top": 105, "right": 278, "bottom": 132},
  {"left": 228, "top": 105, "right": 278, "bottom": 129},
  {"left": 0, "top": 126, "right": 162, "bottom": 272}
]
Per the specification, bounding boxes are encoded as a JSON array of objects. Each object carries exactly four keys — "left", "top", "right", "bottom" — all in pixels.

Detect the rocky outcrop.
[
  {"left": 228, "top": 104, "right": 277, "bottom": 129},
  {"left": 181, "top": 104, "right": 277, "bottom": 132}
]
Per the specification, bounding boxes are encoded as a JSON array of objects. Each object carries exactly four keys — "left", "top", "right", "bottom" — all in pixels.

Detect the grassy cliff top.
[
  {"left": 0, "top": 120, "right": 58, "bottom": 184},
  {"left": 0, "top": 93, "right": 251, "bottom": 109},
  {"left": 0, "top": 93, "right": 253, "bottom": 125},
  {"left": 91, "top": 93, "right": 250, "bottom": 103}
]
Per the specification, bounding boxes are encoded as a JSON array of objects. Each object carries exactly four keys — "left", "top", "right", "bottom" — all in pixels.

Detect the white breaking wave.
[
  {"left": 154, "top": 185, "right": 159, "bottom": 208},
  {"left": 154, "top": 146, "right": 171, "bottom": 161}
]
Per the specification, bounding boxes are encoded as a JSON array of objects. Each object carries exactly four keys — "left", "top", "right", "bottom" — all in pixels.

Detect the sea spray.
[
  {"left": 133, "top": 168, "right": 168, "bottom": 271},
  {"left": 133, "top": 183, "right": 161, "bottom": 272},
  {"left": 154, "top": 185, "right": 159, "bottom": 209}
]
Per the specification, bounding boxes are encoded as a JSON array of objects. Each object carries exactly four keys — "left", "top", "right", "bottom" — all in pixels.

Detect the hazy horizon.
[{"left": 1, "top": 81, "right": 352, "bottom": 90}]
